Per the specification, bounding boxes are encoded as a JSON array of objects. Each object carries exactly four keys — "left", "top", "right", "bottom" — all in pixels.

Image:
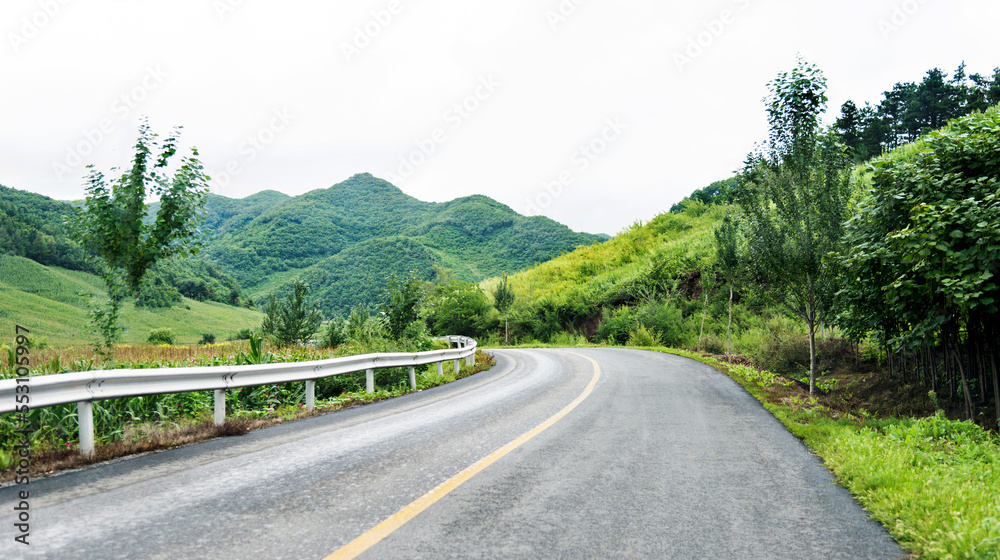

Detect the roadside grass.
[
  {"left": 0, "top": 349, "right": 495, "bottom": 483},
  {"left": 655, "top": 347, "right": 1000, "bottom": 560}
]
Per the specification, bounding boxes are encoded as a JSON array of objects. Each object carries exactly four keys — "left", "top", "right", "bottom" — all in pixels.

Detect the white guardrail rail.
[{"left": 0, "top": 336, "right": 477, "bottom": 457}]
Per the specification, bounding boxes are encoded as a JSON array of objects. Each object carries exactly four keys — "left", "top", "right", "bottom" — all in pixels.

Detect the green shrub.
[
  {"left": 231, "top": 328, "right": 254, "bottom": 341},
  {"left": 198, "top": 333, "right": 216, "bottom": 345},
  {"left": 701, "top": 333, "right": 727, "bottom": 355},
  {"left": 135, "top": 274, "right": 182, "bottom": 308},
  {"left": 627, "top": 323, "right": 662, "bottom": 347},
  {"left": 147, "top": 328, "right": 176, "bottom": 345},
  {"left": 634, "top": 299, "right": 685, "bottom": 346},
  {"left": 323, "top": 317, "right": 347, "bottom": 348},
  {"left": 596, "top": 306, "right": 635, "bottom": 345}
]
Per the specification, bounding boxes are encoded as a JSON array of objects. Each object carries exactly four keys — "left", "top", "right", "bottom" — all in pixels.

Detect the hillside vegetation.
[
  {"left": 0, "top": 255, "right": 262, "bottom": 346},
  {"left": 199, "top": 173, "right": 605, "bottom": 316},
  {"left": 482, "top": 101, "right": 1000, "bottom": 431}
]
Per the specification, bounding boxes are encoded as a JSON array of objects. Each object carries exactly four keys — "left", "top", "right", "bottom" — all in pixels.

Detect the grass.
[
  {"left": 653, "top": 347, "right": 1000, "bottom": 560},
  {"left": 0, "top": 255, "right": 264, "bottom": 346}
]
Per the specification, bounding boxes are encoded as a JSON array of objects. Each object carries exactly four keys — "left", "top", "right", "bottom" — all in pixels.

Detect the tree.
[
  {"left": 492, "top": 272, "right": 515, "bottom": 344},
  {"left": 261, "top": 278, "right": 324, "bottom": 347},
  {"left": 381, "top": 270, "right": 426, "bottom": 340},
  {"left": 714, "top": 212, "right": 741, "bottom": 363},
  {"left": 71, "top": 121, "right": 209, "bottom": 359},
  {"left": 428, "top": 279, "right": 493, "bottom": 338},
  {"left": 738, "top": 57, "right": 851, "bottom": 394}
]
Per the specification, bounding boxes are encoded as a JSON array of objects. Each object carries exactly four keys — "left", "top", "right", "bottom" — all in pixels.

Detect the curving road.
[{"left": 0, "top": 348, "right": 905, "bottom": 559}]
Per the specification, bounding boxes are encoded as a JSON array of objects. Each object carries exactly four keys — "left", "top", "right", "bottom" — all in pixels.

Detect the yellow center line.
[{"left": 323, "top": 351, "right": 602, "bottom": 560}]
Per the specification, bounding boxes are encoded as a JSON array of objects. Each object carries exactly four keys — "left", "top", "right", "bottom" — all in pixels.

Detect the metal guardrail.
[{"left": 0, "top": 336, "right": 477, "bottom": 457}]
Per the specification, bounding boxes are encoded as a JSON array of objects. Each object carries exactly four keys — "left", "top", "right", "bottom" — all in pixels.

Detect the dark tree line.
[{"left": 835, "top": 63, "right": 1000, "bottom": 162}]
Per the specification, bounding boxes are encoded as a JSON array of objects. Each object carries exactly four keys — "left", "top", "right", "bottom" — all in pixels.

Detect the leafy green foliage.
[
  {"left": 261, "top": 278, "right": 323, "bottom": 347},
  {"left": 427, "top": 279, "right": 494, "bottom": 338},
  {"left": 492, "top": 271, "right": 515, "bottom": 343},
  {"left": 738, "top": 58, "right": 851, "bottom": 393},
  {"left": 835, "top": 106, "right": 1000, "bottom": 421},
  {"left": 135, "top": 271, "right": 182, "bottom": 308},
  {"left": 669, "top": 177, "right": 739, "bottom": 213},
  {"left": 147, "top": 328, "right": 176, "bottom": 345},
  {"left": 0, "top": 185, "right": 95, "bottom": 272},
  {"left": 72, "top": 122, "right": 209, "bottom": 294},
  {"left": 69, "top": 122, "right": 209, "bottom": 359},
  {"left": 322, "top": 317, "right": 347, "bottom": 349},
  {"left": 380, "top": 270, "right": 426, "bottom": 340}
]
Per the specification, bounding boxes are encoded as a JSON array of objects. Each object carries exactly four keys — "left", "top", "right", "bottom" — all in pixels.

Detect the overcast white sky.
[{"left": 2, "top": 0, "right": 998, "bottom": 235}]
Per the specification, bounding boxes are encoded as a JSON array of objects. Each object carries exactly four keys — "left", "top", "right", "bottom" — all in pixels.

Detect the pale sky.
[{"left": 2, "top": 0, "right": 998, "bottom": 235}]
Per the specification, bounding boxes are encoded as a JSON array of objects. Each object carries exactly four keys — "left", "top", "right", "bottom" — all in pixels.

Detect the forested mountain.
[
  {"left": 0, "top": 185, "right": 95, "bottom": 272},
  {"left": 200, "top": 173, "right": 606, "bottom": 316}
]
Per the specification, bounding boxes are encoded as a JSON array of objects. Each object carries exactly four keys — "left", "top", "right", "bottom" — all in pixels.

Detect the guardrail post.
[
  {"left": 306, "top": 380, "right": 315, "bottom": 411},
  {"left": 408, "top": 367, "right": 416, "bottom": 390},
  {"left": 214, "top": 389, "right": 226, "bottom": 426},
  {"left": 437, "top": 361, "right": 443, "bottom": 376},
  {"left": 366, "top": 369, "right": 374, "bottom": 393},
  {"left": 454, "top": 358, "right": 461, "bottom": 374},
  {"left": 78, "top": 401, "right": 94, "bottom": 458}
]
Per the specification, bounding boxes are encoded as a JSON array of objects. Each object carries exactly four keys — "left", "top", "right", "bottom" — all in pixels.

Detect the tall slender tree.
[
  {"left": 71, "top": 121, "right": 209, "bottom": 360},
  {"left": 714, "top": 212, "right": 741, "bottom": 363},
  {"left": 492, "top": 272, "right": 515, "bottom": 344},
  {"left": 738, "top": 57, "right": 852, "bottom": 394}
]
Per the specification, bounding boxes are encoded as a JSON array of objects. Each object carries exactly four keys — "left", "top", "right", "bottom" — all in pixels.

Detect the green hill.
[
  {"left": 201, "top": 173, "right": 606, "bottom": 316},
  {"left": 481, "top": 204, "right": 727, "bottom": 346},
  {"left": 0, "top": 255, "right": 262, "bottom": 346}
]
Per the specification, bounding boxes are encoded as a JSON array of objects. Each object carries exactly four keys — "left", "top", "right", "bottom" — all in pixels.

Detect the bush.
[
  {"left": 597, "top": 306, "right": 636, "bottom": 345},
  {"left": 135, "top": 274, "right": 182, "bottom": 308},
  {"left": 147, "top": 328, "right": 176, "bottom": 345},
  {"left": 627, "top": 323, "right": 662, "bottom": 347},
  {"left": 199, "top": 333, "right": 216, "bottom": 345},
  {"left": 701, "top": 333, "right": 727, "bottom": 355},
  {"left": 323, "top": 317, "right": 347, "bottom": 348},
  {"left": 177, "top": 278, "right": 213, "bottom": 301},
  {"left": 231, "top": 328, "right": 254, "bottom": 341},
  {"left": 633, "top": 299, "right": 685, "bottom": 346}
]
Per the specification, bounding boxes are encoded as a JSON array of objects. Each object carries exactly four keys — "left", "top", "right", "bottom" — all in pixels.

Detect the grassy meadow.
[{"left": 0, "top": 255, "right": 263, "bottom": 346}]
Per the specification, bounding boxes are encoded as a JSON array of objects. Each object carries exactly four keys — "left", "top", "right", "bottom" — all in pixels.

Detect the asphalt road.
[{"left": 0, "top": 348, "right": 905, "bottom": 559}]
